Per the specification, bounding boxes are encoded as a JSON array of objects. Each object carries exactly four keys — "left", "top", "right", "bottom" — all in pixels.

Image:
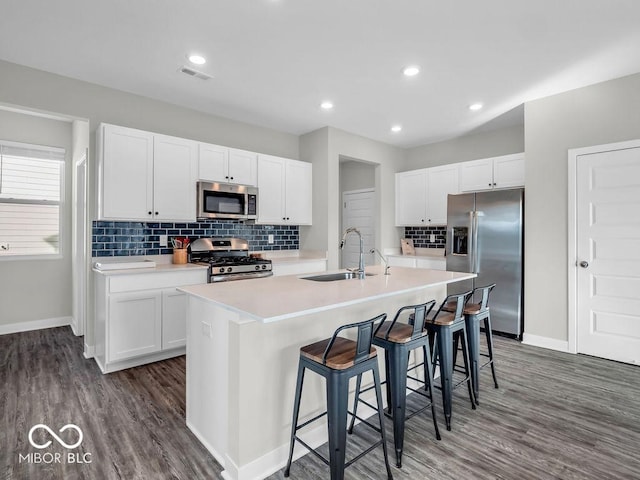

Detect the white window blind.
[{"left": 0, "top": 141, "right": 65, "bottom": 257}]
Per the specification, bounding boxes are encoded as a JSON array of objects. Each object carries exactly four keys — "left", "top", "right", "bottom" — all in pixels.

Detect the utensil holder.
[{"left": 173, "top": 248, "right": 187, "bottom": 264}]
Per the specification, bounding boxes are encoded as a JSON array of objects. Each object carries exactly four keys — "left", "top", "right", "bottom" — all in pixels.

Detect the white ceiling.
[{"left": 2, "top": 1, "right": 640, "bottom": 148}]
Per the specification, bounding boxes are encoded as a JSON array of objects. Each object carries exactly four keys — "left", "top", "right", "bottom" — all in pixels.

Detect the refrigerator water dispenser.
[{"left": 452, "top": 227, "right": 468, "bottom": 255}]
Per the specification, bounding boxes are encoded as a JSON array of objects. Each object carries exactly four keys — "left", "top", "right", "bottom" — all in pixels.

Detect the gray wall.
[
  {"left": 339, "top": 160, "right": 376, "bottom": 193},
  {"left": 0, "top": 109, "right": 72, "bottom": 326},
  {"left": 404, "top": 124, "right": 524, "bottom": 171},
  {"left": 301, "top": 127, "right": 404, "bottom": 269},
  {"left": 524, "top": 71, "right": 640, "bottom": 342},
  {"left": 0, "top": 59, "right": 300, "bottom": 339}
]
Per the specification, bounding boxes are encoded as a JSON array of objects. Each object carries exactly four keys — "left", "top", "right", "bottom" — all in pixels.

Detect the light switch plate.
[
  {"left": 429, "top": 234, "right": 436, "bottom": 243},
  {"left": 201, "top": 321, "right": 212, "bottom": 338},
  {"left": 159, "top": 235, "right": 168, "bottom": 247},
  {"left": 268, "top": 234, "right": 274, "bottom": 244}
]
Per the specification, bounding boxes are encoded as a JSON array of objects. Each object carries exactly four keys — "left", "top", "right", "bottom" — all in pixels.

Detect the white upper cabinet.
[
  {"left": 198, "top": 143, "right": 228, "bottom": 182},
  {"left": 99, "top": 124, "right": 154, "bottom": 221},
  {"left": 257, "top": 155, "right": 312, "bottom": 225},
  {"left": 395, "top": 164, "right": 458, "bottom": 226},
  {"left": 98, "top": 124, "right": 197, "bottom": 222},
  {"left": 198, "top": 142, "right": 257, "bottom": 186},
  {"left": 395, "top": 169, "right": 427, "bottom": 226},
  {"left": 153, "top": 134, "right": 198, "bottom": 221},
  {"left": 228, "top": 148, "right": 258, "bottom": 186},
  {"left": 426, "top": 164, "right": 459, "bottom": 225},
  {"left": 459, "top": 153, "right": 525, "bottom": 192}
]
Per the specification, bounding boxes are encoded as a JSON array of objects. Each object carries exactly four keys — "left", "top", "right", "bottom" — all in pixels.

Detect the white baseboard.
[
  {"left": 83, "top": 344, "right": 95, "bottom": 359},
  {"left": 0, "top": 316, "right": 71, "bottom": 335},
  {"left": 522, "top": 333, "right": 570, "bottom": 353}
]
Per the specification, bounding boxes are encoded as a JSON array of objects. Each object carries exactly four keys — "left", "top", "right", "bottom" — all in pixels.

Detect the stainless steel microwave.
[{"left": 197, "top": 181, "right": 258, "bottom": 220}]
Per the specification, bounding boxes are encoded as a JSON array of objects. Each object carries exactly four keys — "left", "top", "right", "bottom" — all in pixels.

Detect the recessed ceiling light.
[
  {"left": 188, "top": 54, "right": 206, "bottom": 65},
  {"left": 391, "top": 125, "right": 402, "bottom": 133},
  {"left": 320, "top": 101, "right": 334, "bottom": 110},
  {"left": 403, "top": 66, "right": 420, "bottom": 77},
  {"left": 469, "top": 103, "right": 483, "bottom": 111}
]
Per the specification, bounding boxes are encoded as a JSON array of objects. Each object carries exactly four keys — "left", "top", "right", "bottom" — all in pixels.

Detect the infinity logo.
[{"left": 28, "top": 424, "right": 83, "bottom": 450}]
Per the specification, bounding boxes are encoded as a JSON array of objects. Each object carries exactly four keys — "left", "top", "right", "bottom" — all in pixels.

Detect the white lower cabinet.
[
  {"left": 94, "top": 267, "right": 207, "bottom": 373},
  {"left": 108, "top": 291, "right": 162, "bottom": 362},
  {"left": 388, "top": 255, "right": 446, "bottom": 271}
]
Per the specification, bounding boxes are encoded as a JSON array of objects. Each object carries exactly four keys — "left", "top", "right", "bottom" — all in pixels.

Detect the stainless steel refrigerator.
[{"left": 446, "top": 188, "right": 524, "bottom": 337}]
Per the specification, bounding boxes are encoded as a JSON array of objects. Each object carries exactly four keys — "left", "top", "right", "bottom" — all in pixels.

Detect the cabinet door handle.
[
  {"left": 489, "top": 183, "right": 492, "bottom": 187},
  {"left": 155, "top": 212, "right": 159, "bottom": 215},
  {"left": 493, "top": 182, "right": 497, "bottom": 186},
  {"left": 230, "top": 176, "right": 234, "bottom": 180},
  {"left": 148, "top": 211, "right": 152, "bottom": 215}
]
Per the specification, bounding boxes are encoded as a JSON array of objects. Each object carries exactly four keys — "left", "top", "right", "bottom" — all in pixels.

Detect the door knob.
[{"left": 579, "top": 261, "right": 589, "bottom": 268}]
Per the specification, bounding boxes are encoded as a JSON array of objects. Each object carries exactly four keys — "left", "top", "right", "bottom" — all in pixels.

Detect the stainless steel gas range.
[{"left": 188, "top": 237, "right": 273, "bottom": 282}]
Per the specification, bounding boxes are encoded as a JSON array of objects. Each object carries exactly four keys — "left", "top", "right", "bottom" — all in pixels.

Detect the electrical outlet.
[
  {"left": 268, "top": 234, "right": 274, "bottom": 244},
  {"left": 159, "top": 235, "right": 168, "bottom": 247},
  {"left": 429, "top": 234, "right": 436, "bottom": 243}
]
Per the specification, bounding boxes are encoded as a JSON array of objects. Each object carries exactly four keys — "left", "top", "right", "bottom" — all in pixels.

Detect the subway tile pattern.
[
  {"left": 92, "top": 220, "right": 299, "bottom": 257},
  {"left": 403, "top": 226, "right": 446, "bottom": 249}
]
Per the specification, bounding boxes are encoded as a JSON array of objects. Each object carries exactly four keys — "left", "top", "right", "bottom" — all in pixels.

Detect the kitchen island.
[{"left": 180, "top": 265, "right": 475, "bottom": 480}]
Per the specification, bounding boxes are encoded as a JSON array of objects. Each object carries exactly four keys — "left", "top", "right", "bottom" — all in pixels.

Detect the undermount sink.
[{"left": 302, "top": 271, "right": 376, "bottom": 282}]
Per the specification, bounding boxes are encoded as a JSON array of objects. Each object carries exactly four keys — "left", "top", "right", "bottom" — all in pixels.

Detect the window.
[{"left": 0, "top": 141, "right": 65, "bottom": 258}]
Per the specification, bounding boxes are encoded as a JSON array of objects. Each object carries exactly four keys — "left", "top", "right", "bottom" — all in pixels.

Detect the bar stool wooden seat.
[
  {"left": 284, "top": 314, "right": 393, "bottom": 480},
  {"left": 348, "top": 301, "right": 441, "bottom": 468},
  {"left": 423, "top": 291, "right": 476, "bottom": 431},
  {"left": 446, "top": 284, "right": 498, "bottom": 403}
]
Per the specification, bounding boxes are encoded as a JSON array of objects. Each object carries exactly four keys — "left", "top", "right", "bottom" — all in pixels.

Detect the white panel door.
[
  {"left": 342, "top": 190, "right": 375, "bottom": 269},
  {"left": 576, "top": 146, "right": 640, "bottom": 364}
]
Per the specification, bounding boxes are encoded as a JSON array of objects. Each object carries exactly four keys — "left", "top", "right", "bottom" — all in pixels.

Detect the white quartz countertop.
[
  {"left": 179, "top": 265, "right": 475, "bottom": 323},
  {"left": 93, "top": 261, "right": 208, "bottom": 276}
]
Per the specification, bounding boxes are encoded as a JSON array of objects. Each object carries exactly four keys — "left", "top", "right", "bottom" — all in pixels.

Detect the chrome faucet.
[
  {"left": 340, "top": 227, "right": 365, "bottom": 279},
  {"left": 370, "top": 248, "right": 390, "bottom": 275}
]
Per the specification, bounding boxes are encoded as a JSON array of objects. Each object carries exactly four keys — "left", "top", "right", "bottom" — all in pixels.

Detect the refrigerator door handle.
[
  {"left": 469, "top": 210, "right": 475, "bottom": 273},
  {"left": 472, "top": 211, "right": 480, "bottom": 274}
]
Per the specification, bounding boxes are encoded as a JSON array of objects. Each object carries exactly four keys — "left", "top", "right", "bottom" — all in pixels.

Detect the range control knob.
[
  {"left": 255, "top": 265, "right": 260, "bottom": 271},
  {"left": 219, "top": 267, "right": 225, "bottom": 273},
  {"left": 226, "top": 267, "right": 233, "bottom": 273}
]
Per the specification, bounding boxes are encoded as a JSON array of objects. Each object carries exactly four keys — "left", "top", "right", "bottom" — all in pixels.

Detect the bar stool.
[
  {"left": 284, "top": 314, "right": 393, "bottom": 480},
  {"left": 448, "top": 284, "right": 498, "bottom": 403},
  {"left": 424, "top": 291, "right": 476, "bottom": 431},
  {"left": 348, "top": 301, "right": 441, "bottom": 468}
]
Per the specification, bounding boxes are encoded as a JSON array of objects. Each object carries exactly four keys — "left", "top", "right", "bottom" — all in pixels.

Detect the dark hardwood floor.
[{"left": 2, "top": 326, "right": 639, "bottom": 479}]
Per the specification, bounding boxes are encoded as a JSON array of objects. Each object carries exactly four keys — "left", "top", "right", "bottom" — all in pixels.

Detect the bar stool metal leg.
[
  {"left": 285, "top": 363, "right": 306, "bottom": 477},
  {"left": 326, "top": 372, "right": 349, "bottom": 480},
  {"left": 372, "top": 362, "right": 394, "bottom": 480},
  {"left": 484, "top": 316, "right": 499, "bottom": 388},
  {"left": 458, "top": 327, "right": 477, "bottom": 410},
  {"left": 465, "top": 314, "right": 481, "bottom": 404}
]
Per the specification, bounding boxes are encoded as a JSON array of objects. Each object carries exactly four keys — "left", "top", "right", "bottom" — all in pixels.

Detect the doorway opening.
[{"left": 339, "top": 158, "right": 377, "bottom": 269}]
